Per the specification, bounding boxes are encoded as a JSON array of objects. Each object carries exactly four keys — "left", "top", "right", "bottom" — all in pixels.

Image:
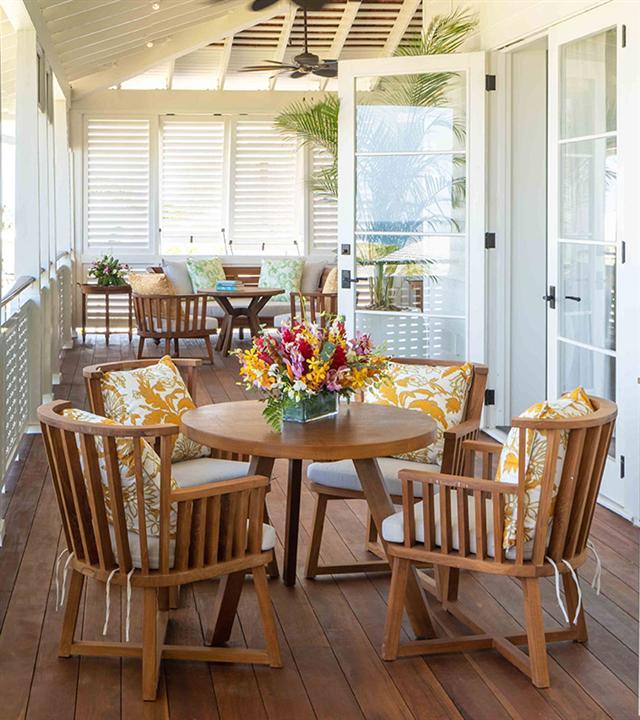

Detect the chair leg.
[
  {"left": 174, "top": 338, "right": 180, "bottom": 357},
  {"left": 436, "top": 566, "right": 460, "bottom": 605},
  {"left": 142, "top": 588, "right": 162, "bottom": 701},
  {"left": 252, "top": 565, "right": 282, "bottom": 668},
  {"left": 137, "top": 337, "right": 145, "bottom": 359},
  {"left": 382, "top": 558, "right": 410, "bottom": 660},
  {"left": 58, "top": 569, "right": 84, "bottom": 657},
  {"left": 563, "top": 572, "right": 588, "bottom": 642},
  {"left": 305, "top": 493, "right": 328, "bottom": 579},
  {"left": 521, "top": 578, "right": 550, "bottom": 688},
  {"left": 204, "top": 335, "right": 214, "bottom": 364}
]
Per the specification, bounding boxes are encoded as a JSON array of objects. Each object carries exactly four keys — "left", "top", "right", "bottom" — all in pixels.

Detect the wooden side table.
[{"left": 78, "top": 283, "right": 133, "bottom": 345}]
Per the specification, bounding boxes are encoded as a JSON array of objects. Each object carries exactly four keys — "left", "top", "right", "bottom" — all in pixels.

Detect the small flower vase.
[{"left": 282, "top": 392, "right": 338, "bottom": 424}]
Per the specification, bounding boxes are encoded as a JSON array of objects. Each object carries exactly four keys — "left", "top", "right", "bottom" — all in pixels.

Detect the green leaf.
[{"left": 263, "top": 398, "right": 284, "bottom": 433}]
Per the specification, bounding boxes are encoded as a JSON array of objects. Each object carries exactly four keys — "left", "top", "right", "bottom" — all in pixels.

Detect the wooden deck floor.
[{"left": 0, "top": 335, "right": 638, "bottom": 720}]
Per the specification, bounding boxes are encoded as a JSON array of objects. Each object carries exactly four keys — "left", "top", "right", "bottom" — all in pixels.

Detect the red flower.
[
  {"left": 281, "top": 327, "right": 294, "bottom": 343},
  {"left": 331, "top": 345, "right": 347, "bottom": 370},
  {"left": 298, "top": 339, "right": 314, "bottom": 360}
]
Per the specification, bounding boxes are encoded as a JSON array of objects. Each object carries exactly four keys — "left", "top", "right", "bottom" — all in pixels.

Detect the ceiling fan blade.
[
  {"left": 251, "top": 0, "right": 280, "bottom": 10},
  {"left": 312, "top": 66, "right": 338, "bottom": 78},
  {"left": 290, "top": 70, "right": 310, "bottom": 78},
  {"left": 239, "top": 65, "right": 297, "bottom": 72},
  {"left": 292, "top": 0, "right": 330, "bottom": 9}
]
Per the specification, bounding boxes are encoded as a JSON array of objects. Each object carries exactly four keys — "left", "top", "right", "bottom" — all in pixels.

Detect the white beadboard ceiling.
[{"left": 32, "top": 0, "right": 424, "bottom": 95}]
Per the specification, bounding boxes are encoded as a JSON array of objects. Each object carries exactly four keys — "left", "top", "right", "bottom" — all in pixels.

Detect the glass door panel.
[{"left": 338, "top": 53, "right": 485, "bottom": 362}]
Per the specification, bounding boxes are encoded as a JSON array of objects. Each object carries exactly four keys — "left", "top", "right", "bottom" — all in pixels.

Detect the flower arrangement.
[
  {"left": 234, "top": 317, "right": 389, "bottom": 431},
  {"left": 88, "top": 255, "right": 129, "bottom": 287}
]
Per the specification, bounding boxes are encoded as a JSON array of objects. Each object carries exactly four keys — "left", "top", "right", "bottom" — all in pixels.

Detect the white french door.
[
  {"left": 548, "top": 4, "right": 640, "bottom": 519},
  {"left": 337, "top": 53, "right": 486, "bottom": 362}
]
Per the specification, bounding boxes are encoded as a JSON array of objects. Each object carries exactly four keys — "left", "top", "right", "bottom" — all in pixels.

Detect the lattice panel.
[{"left": 2, "top": 305, "right": 29, "bottom": 469}]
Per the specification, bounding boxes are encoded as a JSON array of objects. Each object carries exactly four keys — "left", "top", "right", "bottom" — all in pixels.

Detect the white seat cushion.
[
  {"left": 273, "top": 313, "right": 290, "bottom": 328},
  {"left": 171, "top": 457, "right": 250, "bottom": 486},
  {"left": 121, "top": 457, "right": 272, "bottom": 569},
  {"left": 158, "top": 317, "right": 217, "bottom": 331},
  {"left": 116, "top": 522, "right": 276, "bottom": 570},
  {"left": 205, "top": 300, "right": 291, "bottom": 320},
  {"left": 307, "top": 458, "right": 440, "bottom": 498},
  {"left": 381, "top": 495, "right": 533, "bottom": 560}
]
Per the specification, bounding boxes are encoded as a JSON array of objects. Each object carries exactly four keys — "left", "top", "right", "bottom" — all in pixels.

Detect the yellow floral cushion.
[
  {"left": 322, "top": 267, "right": 338, "bottom": 295},
  {"left": 63, "top": 408, "right": 178, "bottom": 537},
  {"left": 497, "top": 387, "right": 594, "bottom": 550},
  {"left": 100, "top": 356, "right": 208, "bottom": 463},
  {"left": 364, "top": 361, "right": 473, "bottom": 466}
]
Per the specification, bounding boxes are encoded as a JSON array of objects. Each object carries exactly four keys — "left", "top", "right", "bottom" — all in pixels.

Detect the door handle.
[
  {"left": 542, "top": 285, "right": 556, "bottom": 309},
  {"left": 341, "top": 270, "right": 366, "bottom": 290},
  {"left": 564, "top": 295, "right": 582, "bottom": 302}
]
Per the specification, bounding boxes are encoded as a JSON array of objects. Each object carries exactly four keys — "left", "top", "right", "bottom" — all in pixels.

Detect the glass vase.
[{"left": 282, "top": 392, "right": 338, "bottom": 424}]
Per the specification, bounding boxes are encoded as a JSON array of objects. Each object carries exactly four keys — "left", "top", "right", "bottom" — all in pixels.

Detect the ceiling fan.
[
  {"left": 240, "top": 8, "right": 338, "bottom": 79},
  {"left": 250, "top": 0, "right": 329, "bottom": 10}
]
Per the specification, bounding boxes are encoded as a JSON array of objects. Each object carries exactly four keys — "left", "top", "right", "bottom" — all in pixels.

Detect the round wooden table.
[
  {"left": 200, "top": 287, "right": 283, "bottom": 356},
  {"left": 181, "top": 400, "right": 438, "bottom": 639}
]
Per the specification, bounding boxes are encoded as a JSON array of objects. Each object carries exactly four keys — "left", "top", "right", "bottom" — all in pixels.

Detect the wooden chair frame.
[
  {"left": 382, "top": 396, "right": 616, "bottom": 688},
  {"left": 288, "top": 291, "right": 338, "bottom": 326},
  {"left": 133, "top": 293, "right": 217, "bottom": 363},
  {"left": 38, "top": 400, "right": 282, "bottom": 701},
  {"left": 305, "top": 359, "right": 488, "bottom": 579}
]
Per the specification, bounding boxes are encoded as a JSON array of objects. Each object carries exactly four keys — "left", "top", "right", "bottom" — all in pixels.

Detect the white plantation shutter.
[
  {"left": 160, "top": 118, "right": 225, "bottom": 254},
  {"left": 85, "top": 118, "right": 151, "bottom": 250},
  {"left": 230, "top": 120, "right": 300, "bottom": 255},
  {"left": 310, "top": 146, "right": 338, "bottom": 254}
]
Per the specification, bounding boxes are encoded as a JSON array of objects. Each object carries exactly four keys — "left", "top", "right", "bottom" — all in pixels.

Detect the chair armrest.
[
  {"left": 462, "top": 439, "right": 503, "bottom": 454},
  {"left": 170, "top": 474, "right": 269, "bottom": 503},
  {"left": 399, "top": 468, "right": 514, "bottom": 495},
  {"left": 441, "top": 419, "right": 481, "bottom": 475}
]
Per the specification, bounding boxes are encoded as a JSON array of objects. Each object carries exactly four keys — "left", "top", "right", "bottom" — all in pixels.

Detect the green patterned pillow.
[
  {"left": 259, "top": 258, "right": 305, "bottom": 302},
  {"left": 185, "top": 258, "right": 226, "bottom": 292}
]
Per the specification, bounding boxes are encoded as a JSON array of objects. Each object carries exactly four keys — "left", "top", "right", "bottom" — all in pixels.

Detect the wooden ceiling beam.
[
  {"left": 217, "top": 35, "right": 234, "bottom": 91},
  {"left": 320, "top": 0, "right": 360, "bottom": 90},
  {"left": 381, "top": 0, "right": 421, "bottom": 56},
  {"left": 269, "top": 5, "right": 298, "bottom": 91},
  {"left": 70, "top": 0, "right": 288, "bottom": 98}
]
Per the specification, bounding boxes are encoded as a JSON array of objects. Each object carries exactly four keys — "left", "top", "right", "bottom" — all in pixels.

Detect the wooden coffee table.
[
  {"left": 199, "top": 287, "right": 283, "bottom": 356},
  {"left": 181, "top": 400, "right": 438, "bottom": 639}
]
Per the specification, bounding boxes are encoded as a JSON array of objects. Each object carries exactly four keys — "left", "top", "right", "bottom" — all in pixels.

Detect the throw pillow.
[
  {"left": 496, "top": 386, "right": 594, "bottom": 550},
  {"left": 259, "top": 258, "right": 305, "bottom": 303},
  {"left": 63, "top": 407, "right": 177, "bottom": 537},
  {"left": 162, "top": 260, "right": 194, "bottom": 294},
  {"left": 364, "top": 361, "right": 473, "bottom": 467},
  {"left": 300, "top": 258, "right": 328, "bottom": 293},
  {"left": 99, "top": 355, "right": 209, "bottom": 463},
  {"left": 322, "top": 267, "right": 338, "bottom": 295},
  {"left": 186, "top": 258, "right": 225, "bottom": 292},
  {"left": 128, "top": 272, "right": 175, "bottom": 296}
]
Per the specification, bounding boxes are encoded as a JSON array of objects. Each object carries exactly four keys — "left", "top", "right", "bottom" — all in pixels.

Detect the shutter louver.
[
  {"left": 230, "top": 120, "right": 299, "bottom": 255},
  {"left": 86, "top": 118, "right": 150, "bottom": 250},
  {"left": 310, "top": 146, "right": 338, "bottom": 254},
  {"left": 160, "top": 118, "right": 225, "bottom": 255}
]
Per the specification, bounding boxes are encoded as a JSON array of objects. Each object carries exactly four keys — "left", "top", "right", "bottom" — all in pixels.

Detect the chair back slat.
[
  {"left": 174, "top": 502, "right": 192, "bottom": 571},
  {"left": 439, "top": 486, "right": 452, "bottom": 553},
  {"left": 492, "top": 493, "right": 504, "bottom": 563},
  {"left": 78, "top": 433, "right": 115, "bottom": 569},
  {"left": 474, "top": 490, "right": 486, "bottom": 559},
  {"left": 233, "top": 490, "right": 251, "bottom": 557},
  {"left": 402, "top": 479, "right": 416, "bottom": 547},
  {"left": 531, "top": 430, "right": 561, "bottom": 565},
  {"left": 547, "top": 428, "right": 586, "bottom": 560},
  {"left": 103, "top": 436, "right": 133, "bottom": 571},
  {"left": 423, "top": 484, "right": 435, "bottom": 550},
  {"left": 206, "top": 496, "right": 222, "bottom": 562},
  {"left": 190, "top": 498, "right": 207, "bottom": 568},
  {"left": 247, "top": 487, "right": 266, "bottom": 555},
  {"left": 132, "top": 439, "right": 151, "bottom": 574},
  {"left": 514, "top": 429, "right": 528, "bottom": 565},
  {"left": 457, "top": 489, "right": 469, "bottom": 556}
]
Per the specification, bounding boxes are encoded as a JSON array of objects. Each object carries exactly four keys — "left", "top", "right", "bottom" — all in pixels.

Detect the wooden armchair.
[
  {"left": 38, "top": 400, "right": 281, "bottom": 701},
  {"left": 133, "top": 293, "right": 218, "bottom": 363},
  {"left": 288, "top": 290, "right": 338, "bottom": 326},
  {"left": 305, "top": 359, "right": 488, "bottom": 579},
  {"left": 381, "top": 396, "right": 616, "bottom": 688}
]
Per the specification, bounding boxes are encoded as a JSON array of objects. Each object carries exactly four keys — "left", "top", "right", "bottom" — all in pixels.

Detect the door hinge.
[
  {"left": 485, "top": 74, "right": 496, "bottom": 91},
  {"left": 620, "top": 455, "right": 625, "bottom": 479},
  {"left": 622, "top": 24, "right": 627, "bottom": 48},
  {"left": 484, "top": 389, "right": 495, "bottom": 406},
  {"left": 485, "top": 232, "right": 496, "bottom": 249},
  {"left": 621, "top": 240, "right": 626, "bottom": 264}
]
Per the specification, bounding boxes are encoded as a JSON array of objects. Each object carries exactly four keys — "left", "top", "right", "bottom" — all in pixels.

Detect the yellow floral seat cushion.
[
  {"left": 496, "top": 387, "right": 594, "bottom": 550},
  {"left": 364, "top": 361, "right": 473, "bottom": 466},
  {"left": 63, "top": 408, "right": 177, "bottom": 538},
  {"left": 99, "top": 355, "right": 209, "bottom": 463}
]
